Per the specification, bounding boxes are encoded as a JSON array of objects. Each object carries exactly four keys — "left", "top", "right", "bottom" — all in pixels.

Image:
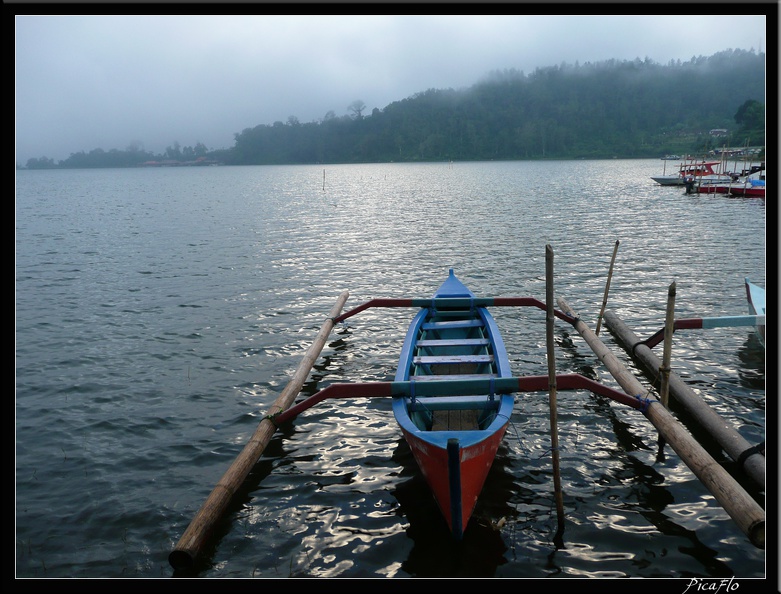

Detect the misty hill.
[{"left": 24, "top": 48, "right": 766, "bottom": 169}]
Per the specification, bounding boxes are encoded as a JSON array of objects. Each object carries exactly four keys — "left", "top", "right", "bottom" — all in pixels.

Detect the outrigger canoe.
[
  {"left": 392, "top": 269, "right": 515, "bottom": 539},
  {"left": 169, "top": 267, "right": 766, "bottom": 569},
  {"left": 268, "top": 269, "right": 648, "bottom": 540}
]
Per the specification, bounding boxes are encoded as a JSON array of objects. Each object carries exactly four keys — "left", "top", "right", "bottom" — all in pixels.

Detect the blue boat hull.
[{"left": 392, "top": 270, "right": 515, "bottom": 538}]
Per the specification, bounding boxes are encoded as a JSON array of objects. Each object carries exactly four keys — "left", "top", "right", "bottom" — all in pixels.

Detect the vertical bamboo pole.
[
  {"left": 659, "top": 282, "right": 676, "bottom": 409},
  {"left": 595, "top": 240, "right": 620, "bottom": 336},
  {"left": 657, "top": 282, "right": 676, "bottom": 454},
  {"left": 545, "top": 245, "right": 565, "bottom": 542}
]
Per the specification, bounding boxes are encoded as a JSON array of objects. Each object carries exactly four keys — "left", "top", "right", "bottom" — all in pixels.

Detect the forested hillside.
[{"left": 26, "top": 49, "right": 766, "bottom": 169}]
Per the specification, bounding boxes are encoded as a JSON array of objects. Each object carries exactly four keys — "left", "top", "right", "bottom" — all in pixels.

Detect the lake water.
[{"left": 15, "top": 160, "right": 768, "bottom": 581}]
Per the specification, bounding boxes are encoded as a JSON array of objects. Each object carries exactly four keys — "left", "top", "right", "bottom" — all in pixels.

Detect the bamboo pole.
[
  {"left": 169, "top": 291, "right": 350, "bottom": 570},
  {"left": 602, "top": 310, "right": 765, "bottom": 489},
  {"left": 659, "top": 282, "right": 676, "bottom": 409},
  {"left": 557, "top": 298, "right": 764, "bottom": 549},
  {"left": 595, "top": 240, "right": 619, "bottom": 336},
  {"left": 656, "top": 282, "right": 676, "bottom": 454},
  {"left": 545, "top": 245, "right": 565, "bottom": 542}
]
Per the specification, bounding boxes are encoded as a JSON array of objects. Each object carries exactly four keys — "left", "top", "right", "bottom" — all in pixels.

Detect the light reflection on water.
[{"left": 15, "top": 161, "right": 765, "bottom": 579}]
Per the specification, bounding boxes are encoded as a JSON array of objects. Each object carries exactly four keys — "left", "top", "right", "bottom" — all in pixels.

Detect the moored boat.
[
  {"left": 729, "top": 170, "right": 766, "bottom": 198},
  {"left": 684, "top": 159, "right": 766, "bottom": 196},
  {"left": 683, "top": 162, "right": 736, "bottom": 194},
  {"left": 691, "top": 162, "right": 765, "bottom": 196},
  {"left": 652, "top": 160, "right": 727, "bottom": 186},
  {"left": 392, "top": 269, "right": 516, "bottom": 539}
]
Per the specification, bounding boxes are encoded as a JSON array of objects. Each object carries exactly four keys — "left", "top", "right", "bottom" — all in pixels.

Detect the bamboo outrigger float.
[
  {"left": 168, "top": 253, "right": 764, "bottom": 571},
  {"left": 168, "top": 291, "right": 350, "bottom": 571},
  {"left": 603, "top": 310, "right": 766, "bottom": 489}
]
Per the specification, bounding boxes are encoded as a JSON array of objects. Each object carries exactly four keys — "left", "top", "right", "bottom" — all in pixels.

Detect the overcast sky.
[{"left": 15, "top": 14, "right": 768, "bottom": 164}]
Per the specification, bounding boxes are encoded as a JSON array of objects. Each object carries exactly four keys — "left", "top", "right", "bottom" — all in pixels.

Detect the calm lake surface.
[{"left": 15, "top": 160, "right": 768, "bottom": 582}]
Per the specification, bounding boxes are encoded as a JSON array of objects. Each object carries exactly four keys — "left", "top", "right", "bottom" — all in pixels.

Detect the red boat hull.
[
  {"left": 697, "top": 184, "right": 732, "bottom": 194},
  {"left": 730, "top": 186, "right": 766, "bottom": 198},
  {"left": 401, "top": 422, "right": 508, "bottom": 536}
]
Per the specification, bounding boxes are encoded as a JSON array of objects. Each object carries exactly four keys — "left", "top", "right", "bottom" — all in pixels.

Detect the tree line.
[{"left": 22, "top": 48, "right": 765, "bottom": 170}]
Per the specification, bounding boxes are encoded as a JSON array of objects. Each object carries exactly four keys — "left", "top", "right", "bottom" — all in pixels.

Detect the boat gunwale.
[{"left": 392, "top": 278, "right": 516, "bottom": 449}]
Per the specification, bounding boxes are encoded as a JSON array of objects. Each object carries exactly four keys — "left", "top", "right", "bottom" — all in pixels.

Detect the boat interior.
[{"left": 405, "top": 307, "right": 502, "bottom": 432}]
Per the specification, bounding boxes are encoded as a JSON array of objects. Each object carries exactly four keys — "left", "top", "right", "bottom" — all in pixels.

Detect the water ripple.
[{"left": 15, "top": 162, "right": 765, "bottom": 578}]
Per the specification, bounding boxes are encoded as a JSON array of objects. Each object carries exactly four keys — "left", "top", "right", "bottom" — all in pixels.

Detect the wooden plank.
[
  {"left": 422, "top": 319, "right": 483, "bottom": 330},
  {"left": 432, "top": 409, "right": 480, "bottom": 431},
  {"left": 414, "top": 354, "right": 494, "bottom": 365},
  {"left": 416, "top": 338, "right": 490, "bottom": 347},
  {"left": 434, "top": 309, "right": 477, "bottom": 318},
  {"left": 423, "top": 362, "right": 480, "bottom": 375},
  {"left": 411, "top": 373, "right": 497, "bottom": 381},
  {"left": 406, "top": 396, "right": 499, "bottom": 411}
]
